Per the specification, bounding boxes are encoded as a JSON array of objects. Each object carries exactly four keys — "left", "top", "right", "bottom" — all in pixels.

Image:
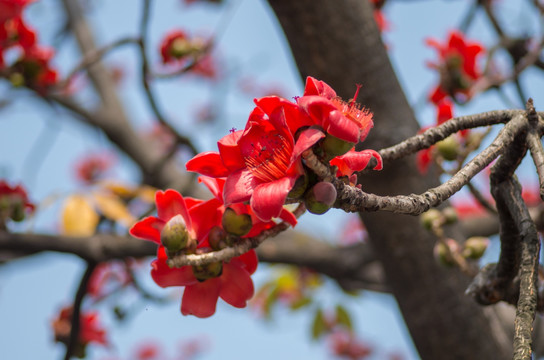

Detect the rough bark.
[{"left": 266, "top": 0, "right": 511, "bottom": 358}]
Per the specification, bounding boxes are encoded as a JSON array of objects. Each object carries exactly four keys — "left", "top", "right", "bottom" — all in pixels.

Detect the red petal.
[
  {"left": 151, "top": 247, "right": 197, "bottom": 287},
  {"left": 303, "top": 76, "right": 337, "bottom": 99},
  {"left": 429, "top": 86, "right": 448, "bottom": 105},
  {"left": 155, "top": 190, "right": 192, "bottom": 231},
  {"left": 325, "top": 110, "right": 359, "bottom": 143},
  {"left": 219, "top": 263, "right": 254, "bottom": 308},
  {"left": 279, "top": 208, "right": 298, "bottom": 227},
  {"left": 129, "top": 216, "right": 164, "bottom": 244},
  {"left": 436, "top": 99, "right": 454, "bottom": 125},
  {"left": 198, "top": 177, "right": 225, "bottom": 202},
  {"left": 292, "top": 127, "right": 325, "bottom": 160},
  {"left": 217, "top": 131, "right": 245, "bottom": 172},
  {"left": 181, "top": 277, "right": 221, "bottom": 318},
  {"left": 250, "top": 176, "right": 296, "bottom": 221},
  {"left": 234, "top": 249, "right": 259, "bottom": 275},
  {"left": 187, "top": 198, "right": 223, "bottom": 242},
  {"left": 223, "top": 169, "right": 257, "bottom": 205},
  {"left": 330, "top": 149, "right": 382, "bottom": 177},
  {"left": 186, "top": 151, "right": 230, "bottom": 177}
]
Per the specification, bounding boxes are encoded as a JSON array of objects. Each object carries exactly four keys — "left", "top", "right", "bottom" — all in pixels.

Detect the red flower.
[
  {"left": 160, "top": 30, "right": 189, "bottom": 64},
  {"left": 297, "top": 76, "right": 374, "bottom": 144},
  {"left": 0, "top": 179, "right": 34, "bottom": 222},
  {"left": 130, "top": 188, "right": 260, "bottom": 318},
  {"left": 52, "top": 306, "right": 108, "bottom": 356},
  {"left": 186, "top": 98, "right": 324, "bottom": 224},
  {"left": 0, "top": 0, "right": 33, "bottom": 23},
  {"left": 329, "top": 330, "right": 372, "bottom": 359},
  {"left": 330, "top": 148, "right": 382, "bottom": 178},
  {"left": 0, "top": 16, "right": 36, "bottom": 67},
  {"left": 426, "top": 31, "right": 484, "bottom": 104},
  {"left": 74, "top": 153, "right": 115, "bottom": 185},
  {"left": 13, "top": 45, "right": 58, "bottom": 90},
  {"left": 87, "top": 261, "right": 132, "bottom": 299}
]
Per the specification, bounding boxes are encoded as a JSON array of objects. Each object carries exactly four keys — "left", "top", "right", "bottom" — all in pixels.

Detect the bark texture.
[{"left": 266, "top": 0, "right": 511, "bottom": 358}]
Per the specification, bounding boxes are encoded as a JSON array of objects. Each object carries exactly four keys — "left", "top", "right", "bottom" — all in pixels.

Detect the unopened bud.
[
  {"left": 436, "top": 136, "right": 459, "bottom": 161},
  {"left": 462, "top": 237, "right": 489, "bottom": 259},
  {"left": 9, "top": 72, "right": 24, "bottom": 87},
  {"left": 321, "top": 134, "right": 354, "bottom": 159},
  {"left": 288, "top": 173, "right": 309, "bottom": 199},
  {"left": 304, "top": 182, "right": 337, "bottom": 215},
  {"left": 222, "top": 207, "right": 252, "bottom": 236},
  {"left": 442, "top": 207, "right": 458, "bottom": 225},
  {"left": 170, "top": 38, "right": 193, "bottom": 58},
  {"left": 434, "top": 239, "right": 459, "bottom": 267},
  {"left": 10, "top": 201, "right": 25, "bottom": 222},
  {"left": 192, "top": 247, "right": 223, "bottom": 281},
  {"left": 161, "top": 214, "right": 190, "bottom": 255},
  {"left": 420, "top": 208, "right": 442, "bottom": 230},
  {"left": 208, "top": 226, "right": 228, "bottom": 250}
]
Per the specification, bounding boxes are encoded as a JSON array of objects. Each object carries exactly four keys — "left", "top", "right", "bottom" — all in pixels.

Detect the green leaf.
[
  {"left": 311, "top": 308, "right": 327, "bottom": 340},
  {"left": 290, "top": 297, "right": 312, "bottom": 310},
  {"left": 335, "top": 304, "right": 353, "bottom": 331}
]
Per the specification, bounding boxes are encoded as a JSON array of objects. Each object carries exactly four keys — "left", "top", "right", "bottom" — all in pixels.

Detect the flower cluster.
[
  {"left": 0, "top": 0, "right": 58, "bottom": 90},
  {"left": 426, "top": 31, "right": 484, "bottom": 105},
  {"left": 131, "top": 77, "right": 382, "bottom": 318}
]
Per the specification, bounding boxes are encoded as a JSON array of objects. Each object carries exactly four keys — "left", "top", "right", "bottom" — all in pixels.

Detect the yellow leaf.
[
  {"left": 99, "top": 181, "right": 136, "bottom": 198},
  {"left": 93, "top": 193, "right": 135, "bottom": 226},
  {"left": 135, "top": 185, "right": 157, "bottom": 203},
  {"left": 62, "top": 195, "right": 99, "bottom": 237}
]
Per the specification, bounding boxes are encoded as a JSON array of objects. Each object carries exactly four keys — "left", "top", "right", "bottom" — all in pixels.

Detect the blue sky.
[{"left": 0, "top": 0, "right": 542, "bottom": 359}]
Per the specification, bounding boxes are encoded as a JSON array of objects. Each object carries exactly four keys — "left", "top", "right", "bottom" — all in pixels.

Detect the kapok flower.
[
  {"left": 130, "top": 189, "right": 259, "bottom": 318},
  {"left": 297, "top": 76, "right": 374, "bottom": 144},
  {"left": 426, "top": 31, "right": 484, "bottom": 104},
  {"left": 12, "top": 45, "right": 58, "bottom": 90},
  {"left": 0, "top": 16, "right": 36, "bottom": 67},
  {"left": 52, "top": 306, "right": 108, "bottom": 358},
  {"left": 160, "top": 29, "right": 206, "bottom": 65},
  {"left": 0, "top": 179, "right": 34, "bottom": 223},
  {"left": 0, "top": 0, "right": 34, "bottom": 23},
  {"left": 186, "top": 98, "right": 324, "bottom": 223},
  {"left": 74, "top": 153, "right": 115, "bottom": 185}
]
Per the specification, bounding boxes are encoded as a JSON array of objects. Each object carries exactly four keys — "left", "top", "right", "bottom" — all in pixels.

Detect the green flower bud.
[
  {"left": 321, "top": 134, "right": 354, "bottom": 159},
  {"left": 433, "top": 239, "right": 458, "bottom": 267},
  {"left": 161, "top": 214, "right": 190, "bottom": 255},
  {"left": 208, "top": 226, "right": 228, "bottom": 250},
  {"left": 462, "top": 237, "right": 489, "bottom": 259},
  {"left": 170, "top": 38, "right": 193, "bottom": 58},
  {"left": 192, "top": 247, "right": 223, "bottom": 281},
  {"left": 436, "top": 136, "right": 459, "bottom": 161},
  {"left": 288, "top": 173, "right": 309, "bottom": 199},
  {"left": 10, "top": 201, "right": 25, "bottom": 222},
  {"left": 420, "top": 208, "right": 442, "bottom": 230},
  {"left": 304, "top": 182, "right": 337, "bottom": 215},
  {"left": 222, "top": 207, "right": 252, "bottom": 236},
  {"left": 442, "top": 207, "right": 458, "bottom": 225},
  {"left": 9, "top": 72, "right": 24, "bottom": 87}
]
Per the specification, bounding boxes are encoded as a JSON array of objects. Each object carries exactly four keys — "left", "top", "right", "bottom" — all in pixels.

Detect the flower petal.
[
  {"left": 181, "top": 277, "right": 221, "bottom": 318},
  {"left": 129, "top": 216, "right": 164, "bottom": 244},
  {"left": 330, "top": 149, "right": 382, "bottom": 177},
  {"left": 217, "top": 131, "right": 245, "bottom": 172},
  {"left": 219, "top": 262, "right": 254, "bottom": 308},
  {"left": 325, "top": 110, "right": 360, "bottom": 143},
  {"left": 279, "top": 207, "right": 298, "bottom": 227},
  {"left": 188, "top": 198, "right": 223, "bottom": 242},
  {"left": 250, "top": 176, "right": 296, "bottom": 221},
  {"left": 234, "top": 249, "right": 259, "bottom": 275},
  {"left": 151, "top": 247, "right": 197, "bottom": 287},
  {"left": 198, "top": 177, "right": 225, "bottom": 202},
  {"left": 186, "top": 151, "right": 230, "bottom": 178},
  {"left": 223, "top": 168, "right": 257, "bottom": 205},
  {"left": 156, "top": 190, "right": 192, "bottom": 231},
  {"left": 292, "top": 127, "right": 325, "bottom": 160},
  {"left": 303, "top": 76, "right": 337, "bottom": 99}
]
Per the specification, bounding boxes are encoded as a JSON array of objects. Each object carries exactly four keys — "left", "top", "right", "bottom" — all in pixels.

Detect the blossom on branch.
[
  {"left": 0, "top": 0, "right": 33, "bottom": 23},
  {"left": 0, "top": 179, "right": 34, "bottom": 223},
  {"left": 426, "top": 31, "right": 484, "bottom": 104},
  {"left": 51, "top": 306, "right": 108, "bottom": 358},
  {"left": 129, "top": 187, "right": 261, "bottom": 317}
]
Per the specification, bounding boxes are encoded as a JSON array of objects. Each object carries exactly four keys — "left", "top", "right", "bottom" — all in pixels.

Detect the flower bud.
[
  {"left": 462, "top": 237, "right": 489, "bottom": 259},
  {"left": 288, "top": 173, "right": 309, "bottom": 199},
  {"left": 192, "top": 247, "right": 223, "bottom": 281},
  {"left": 170, "top": 38, "right": 193, "bottom": 58},
  {"left": 433, "top": 239, "right": 459, "bottom": 267},
  {"left": 304, "top": 182, "right": 337, "bottom": 215},
  {"left": 161, "top": 214, "right": 190, "bottom": 255},
  {"left": 9, "top": 72, "right": 24, "bottom": 87},
  {"left": 10, "top": 201, "right": 25, "bottom": 222},
  {"left": 208, "top": 226, "right": 228, "bottom": 250},
  {"left": 321, "top": 134, "right": 354, "bottom": 159},
  {"left": 436, "top": 136, "right": 459, "bottom": 161},
  {"left": 442, "top": 207, "right": 458, "bottom": 225},
  {"left": 420, "top": 208, "right": 442, "bottom": 230},
  {"left": 222, "top": 207, "right": 252, "bottom": 236}
]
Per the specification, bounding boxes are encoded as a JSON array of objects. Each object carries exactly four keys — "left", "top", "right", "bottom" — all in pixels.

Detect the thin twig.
[
  {"left": 63, "top": 260, "right": 97, "bottom": 360},
  {"left": 167, "top": 204, "right": 306, "bottom": 267}
]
